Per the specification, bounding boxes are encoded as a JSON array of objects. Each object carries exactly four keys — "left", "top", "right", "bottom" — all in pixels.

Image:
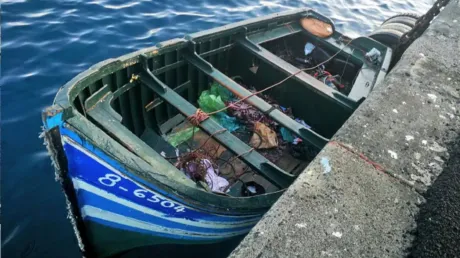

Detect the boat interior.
[{"left": 70, "top": 10, "right": 390, "bottom": 197}]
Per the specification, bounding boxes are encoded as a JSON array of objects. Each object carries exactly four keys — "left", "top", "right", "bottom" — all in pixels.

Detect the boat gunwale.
[
  {"left": 48, "top": 9, "right": 327, "bottom": 214},
  {"left": 45, "top": 7, "right": 391, "bottom": 213},
  {"left": 63, "top": 116, "right": 284, "bottom": 214}
]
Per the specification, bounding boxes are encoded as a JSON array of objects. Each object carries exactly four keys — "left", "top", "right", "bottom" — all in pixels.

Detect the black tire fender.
[
  {"left": 380, "top": 23, "right": 412, "bottom": 34},
  {"left": 382, "top": 13, "right": 420, "bottom": 25},
  {"left": 368, "top": 28, "right": 404, "bottom": 49}
]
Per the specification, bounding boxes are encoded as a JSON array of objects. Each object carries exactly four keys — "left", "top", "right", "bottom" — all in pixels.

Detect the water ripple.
[
  {"left": 22, "top": 8, "right": 55, "bottom": 18},
  {"left": 1, "top": 0, "right": 434, "bottom": 257},
  {"left": 4, "top": 21, "right": 32, "bottom": 27},
  {"left": 134, "top": 28, "right": 163, "bottom": 40},
  {"left": 88, "top": 0, "right": 141, "bottom": 10}
]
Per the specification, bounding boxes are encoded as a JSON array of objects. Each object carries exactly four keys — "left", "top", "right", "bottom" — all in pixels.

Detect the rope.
[
  {"left": 178, "top": 38, "right": 356, "bottom": 163},
  {"left": 330, "top": 141, "right": 384, "bottom": 172},
  {"left": 330, "top": 141, "right": 421, "bottom": 192},
  {"left": 187, "top": 109, "right": 210, "bottom": 126},
  {"left": 162, "top": 38, "right": 357, "bottom": 178},
  {"left": 203, "top": 38, "right": 355, "bottom": 117},
  {"left": 163, "top": 128, "right": 226, "bottom": 160}
]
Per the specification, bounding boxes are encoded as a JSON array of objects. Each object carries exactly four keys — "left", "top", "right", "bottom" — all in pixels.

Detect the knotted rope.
[{"left": 187, "top": 109, "right": 210, "bottom": 126}]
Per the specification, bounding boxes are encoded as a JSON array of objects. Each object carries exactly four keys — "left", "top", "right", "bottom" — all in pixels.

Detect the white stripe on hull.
[
  {"left": 82, "top": 205, "right": 251, "bottom": 239},
  {"left": 73, "top": 178, "right": 260, "bottom": 229}
]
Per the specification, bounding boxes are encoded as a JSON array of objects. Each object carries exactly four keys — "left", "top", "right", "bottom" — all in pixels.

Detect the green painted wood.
[
  {"left": 88, "top": 82, "right": 99, "bottom": 95},
  {"left": 187, "top": 63, "right": 197, "bottom": 103},
  {"left": 84, "top": 83, "right": 111, "bottom": 111},
  {"left": 66, "top": 115, "right": 282, "bottom": 212},
  {"left": 182, "top": 49, "right": 329, "bottom": 149},
  {"left": 248, "top": 22, "right": 302, "bottom": 44},
  {"left": 165, "top": 51, "right": 177, "bottom": 119},
  {"left": 144, "top": 81, "right": 192, "bottom": 112},
  {"left": 236, "top": 36, "right": 358, "bottom": 109},
  {"left": 86, "top": 91, "right": 197, "bottom": 187},
  {"left": 115, "top": 69, "right": 134, "bottom": 132},
  {"left": 152, "top": 56, "right": 167, "bottom": 125},
  {"left": 44, "top": 10, "right": 396, "bottom": 247},
  {"left": 210, "top": 39, "right": 219, "bottom": 66},
  {"left": 139, "top": 69, "right": 295, "bottom": 188},
  {"left": 128, "top": 66, "right": 145, "bottom": 136}
]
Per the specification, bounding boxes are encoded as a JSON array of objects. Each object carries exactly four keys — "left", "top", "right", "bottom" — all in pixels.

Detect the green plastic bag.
[
  {"left": 196, "top": 83, "right": 240, "bottom": 132},
  {"left": 166, "top": 127, "right": 199, "bottom": 147},
  {"left": 209, "top": 82, "right": 233, "bottom": 102},
  {"left": 198, "top": 90, "right": 226, "bottom": 113}
]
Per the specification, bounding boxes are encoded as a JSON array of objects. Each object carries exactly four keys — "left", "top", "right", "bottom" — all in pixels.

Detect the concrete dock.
[{"left": 230, "top": 1, "right": 460, "bottom": 257}]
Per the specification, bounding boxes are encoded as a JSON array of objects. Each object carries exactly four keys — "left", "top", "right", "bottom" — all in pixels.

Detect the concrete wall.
[{"left": 229, "top": 1, "right": 460, "bottom": 257}]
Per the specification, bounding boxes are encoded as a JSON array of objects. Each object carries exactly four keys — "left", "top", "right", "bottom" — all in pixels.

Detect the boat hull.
[
  {"left": 52, "top": 126, "right": 263, "bottom": 257},
  {"left": 40, "top": 7, "right": 393, "bottom": 257}
]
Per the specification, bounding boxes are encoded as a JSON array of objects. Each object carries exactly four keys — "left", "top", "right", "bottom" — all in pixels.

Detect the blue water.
[{"left": 2, "top": 0, "right": 433, "bottom": 257}]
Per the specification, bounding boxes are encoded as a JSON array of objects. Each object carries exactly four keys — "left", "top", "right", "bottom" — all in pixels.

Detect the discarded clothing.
[
  {"left": 295, "top": 118, "right": 311, "bottom": 129},
  {"left": 249, "top": 122, "right": 278, "bottom": 149},
  {"left": 202, "top": 159, "right": 229, "bottom": 193},
  {"left": 227, "top": 101, "right": 277, "bottom": 129}
]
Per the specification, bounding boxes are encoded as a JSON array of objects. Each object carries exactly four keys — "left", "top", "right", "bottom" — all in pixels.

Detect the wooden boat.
[{"left": 41, "top": 8, "right": 392, "bottom": 257}]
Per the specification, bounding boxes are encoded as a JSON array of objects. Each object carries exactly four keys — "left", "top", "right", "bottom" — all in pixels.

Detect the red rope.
[
  {"left": 187, "top": 109, "right": 210, "bottom": 126},
  {"left": 204, "top": 39, "right": 355, "bottom": 117},
  {"left": 163, "top": 128, "right": 226, "bottom": 160},
  {"left": 330, "top": 141, "right": 385, "bottom": 172},
  {"left": 178, "top": 39, "right": 357, "bottom": 166}
]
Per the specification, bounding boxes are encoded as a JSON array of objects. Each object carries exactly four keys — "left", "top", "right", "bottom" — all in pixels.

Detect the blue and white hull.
[{"left": 54, "top": 127, "right": 264, "bottom": 257}]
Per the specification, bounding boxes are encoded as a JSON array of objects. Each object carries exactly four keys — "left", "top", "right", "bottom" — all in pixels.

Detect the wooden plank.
[
  {"left": 139, "top": 70, "right": 294, "bottom": 188},
  {"left": 183, "top": 49, "right": 329, "bottom": 149}
]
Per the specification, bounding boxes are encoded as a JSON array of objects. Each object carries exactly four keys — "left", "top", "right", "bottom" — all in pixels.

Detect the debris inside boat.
[
  {"left": 158, "top": 80, "right": 317, "bottom": 196},
  {"left": 41, "top": 8, "right": 394, "bottom": 257}
]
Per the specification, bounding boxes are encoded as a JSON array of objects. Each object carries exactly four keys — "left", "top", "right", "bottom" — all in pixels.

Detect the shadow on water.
[
  {"left": 1, "top": 0, "right": 433, "bottom": 257},
  {"left": 113, "top": 236, "right": 245, "bottom": 258}
]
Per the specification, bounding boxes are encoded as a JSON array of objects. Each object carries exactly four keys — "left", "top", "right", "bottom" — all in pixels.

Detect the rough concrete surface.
[
  {"left": 334, "top": 0, "right": 460, "bottom": 192},
  {"left": 230, "top": 143, "right": 421, "bottom": 258},
  {"left": 409, "top": 136, "right": 460, "bottom": 258},
  {"left": 229, "top": 1, "right": 460, "bottom": 257}
]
